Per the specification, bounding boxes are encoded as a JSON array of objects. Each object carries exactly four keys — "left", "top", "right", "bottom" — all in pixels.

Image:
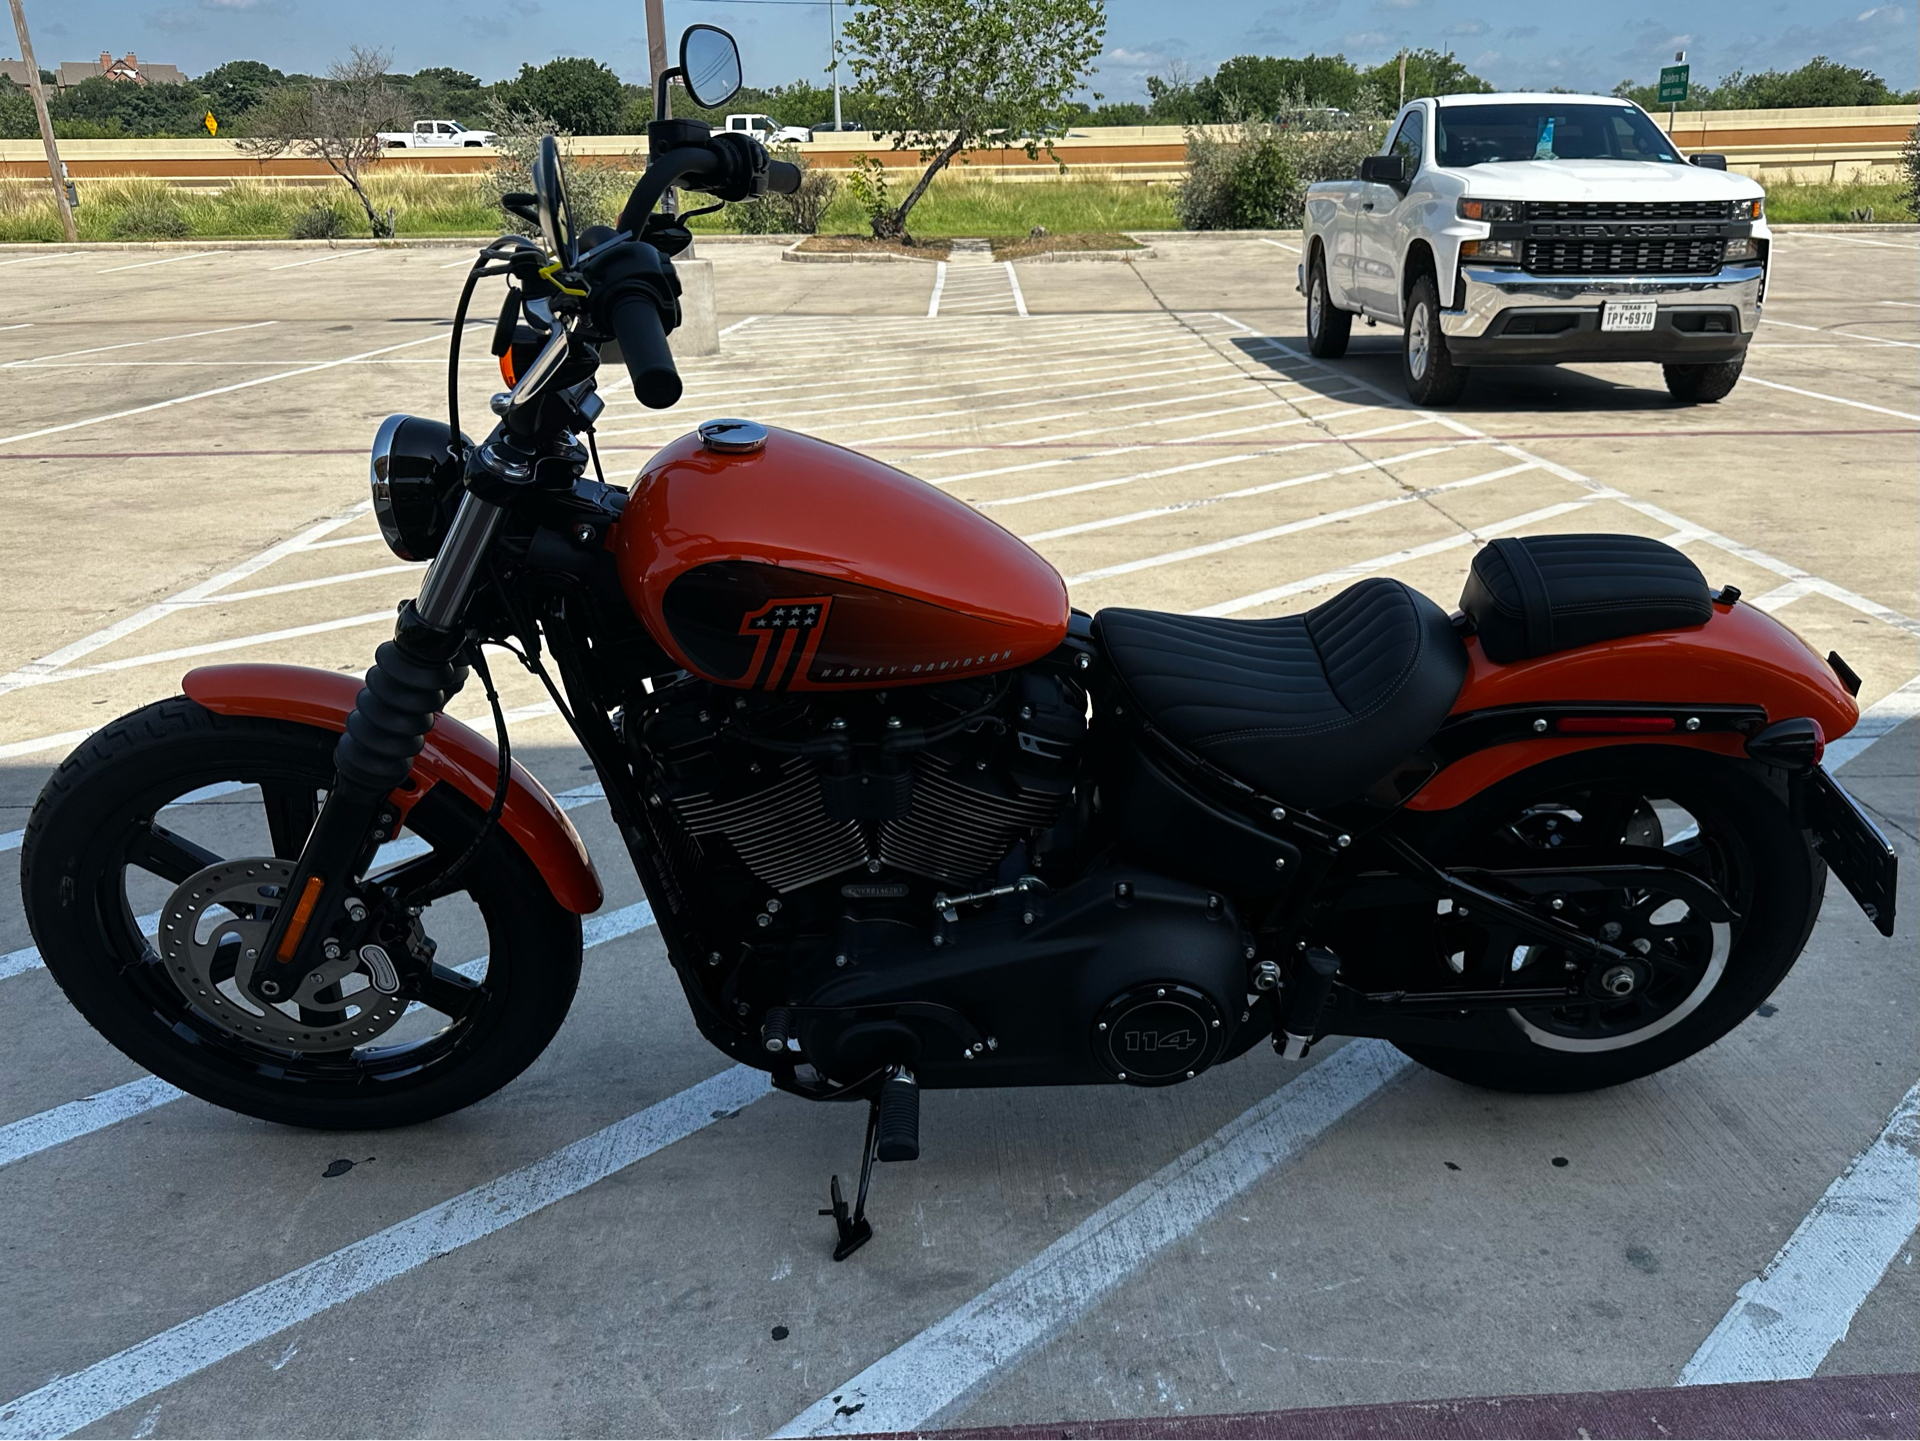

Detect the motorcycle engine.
[{"left": 630, "top": 668, "right": 1086, "bottom": 937}]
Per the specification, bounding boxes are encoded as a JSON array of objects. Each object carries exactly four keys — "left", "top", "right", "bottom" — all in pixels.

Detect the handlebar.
[
  {"left": 608, "top": 293, "right": 682, "bottom": 410},
  {"left": 617, "top": 146, "right": 722, "bottom": 233},
  {"left": 768, "top": 161, "right": 802, "bottom": 195}
]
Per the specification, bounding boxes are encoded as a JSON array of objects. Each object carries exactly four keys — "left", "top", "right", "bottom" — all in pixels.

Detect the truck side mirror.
[
  {"left": 1688, "top": 154, "right": 1728, "bottom": 170},
  {"left": 1359, "top": 154, "right": 1407, "bottom": 186}
]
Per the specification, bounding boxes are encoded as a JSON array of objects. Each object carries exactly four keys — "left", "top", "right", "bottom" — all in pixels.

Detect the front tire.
[
  {"left": 1392, "top": 747, "right": 1822, "bottom": 1094},
  {"left": 1403, "top": 273, "right": 1468, "bottom": 406},
  {"left": 21, "top": 697, "right": 583, "bottom": 1130},
  {"left": 1664, "top": 358, "right": 1744, "bottom": 404},
  {"left": 1306, "top": 254, "right": 1352, "bottom": 359}
]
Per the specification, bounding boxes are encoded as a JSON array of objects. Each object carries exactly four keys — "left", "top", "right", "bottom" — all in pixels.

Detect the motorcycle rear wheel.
[
  {"left": 1394, "top": 746, "right": 1822, "bottom": 1093},
  {"left": 20, "top": 697, "right": 583, "bottom": 1130}
]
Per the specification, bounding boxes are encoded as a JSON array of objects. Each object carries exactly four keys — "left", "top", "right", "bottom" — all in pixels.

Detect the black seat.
[{"left": 1094, "top": 579, "right": 1468, "bottom": 810}]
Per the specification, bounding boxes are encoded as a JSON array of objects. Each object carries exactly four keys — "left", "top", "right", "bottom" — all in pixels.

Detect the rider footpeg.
[
  {"left": 875, "top": 1068, "right": 919, "bottom": 1162},
  {"left": 1274, "top": 946, "right": 1340, "bottom": 1060}
]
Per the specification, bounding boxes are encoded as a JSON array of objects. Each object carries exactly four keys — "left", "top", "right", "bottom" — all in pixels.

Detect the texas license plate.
[{"left": 1601, "top": 300, "right": 1658, "bottom": 332}]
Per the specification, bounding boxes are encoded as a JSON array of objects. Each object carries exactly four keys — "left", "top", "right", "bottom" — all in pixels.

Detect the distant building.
[
  {"left": 55, "top": 52, "right": 187, "bottom": 87},
  {"left": 0, "top": 59, "right": 40, "bottom": 87}
]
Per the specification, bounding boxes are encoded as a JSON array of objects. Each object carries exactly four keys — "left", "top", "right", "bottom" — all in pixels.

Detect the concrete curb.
[
  {"left": 1770, "top": 222, "right": 1918, "bottom": 232},
  {"left": 1013, "top": 246, "right": 1156, "bottom": 263},
  {"left": 781, "top": 240, "right": 943, "bottom": 263}
]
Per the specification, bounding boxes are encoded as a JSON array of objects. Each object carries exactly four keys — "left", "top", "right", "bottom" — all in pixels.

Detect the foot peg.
[
  {"left": 1274, "top": 946, "right": 1339, "bottom": 1060},
  {"left": 821, "top": 1066, "right": 918, "bottom": 1261}
]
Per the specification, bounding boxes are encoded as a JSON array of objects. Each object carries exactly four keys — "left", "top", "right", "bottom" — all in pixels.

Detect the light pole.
[
  {"left": 6, "top": 0, "right": 76, "bottom": 243},
  {"left": 829, "top": 0, "right": 841, "bottom": 129}
]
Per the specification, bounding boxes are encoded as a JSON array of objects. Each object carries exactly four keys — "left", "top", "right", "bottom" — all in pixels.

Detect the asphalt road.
[{"left": 0, "top": 230, "right": 1913, "bottom": 1439}]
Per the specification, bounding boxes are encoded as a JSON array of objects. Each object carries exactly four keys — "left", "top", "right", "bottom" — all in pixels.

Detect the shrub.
[
  {"left": 484, "top": 103, "right": 634, "bottom": 234},
  {"left": 109, "top": 198, "right": 191, "bottom": 239},
  {"left": 1904, "top": 125, "right": 1920, "bottom": 221},
  {"left": 724, "top": 148, "right": 839, "bottom": 234},
  {"left": 1177, "top": 125, "right": 1296, "bottom": 229},
  {"left": 289, "top": 203, "right": 350, "bottom": 239}
]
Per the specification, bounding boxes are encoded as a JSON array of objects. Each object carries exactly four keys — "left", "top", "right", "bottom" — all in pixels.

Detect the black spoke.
[
  {"left": 262, "top": 783, "right": 321, "bottom": 860},
  {"left": 411, "top": 963, "right": 483, "bottom": 1019},
  {"left": 125, "top": 823, "right": 221, "bottom": 883}
]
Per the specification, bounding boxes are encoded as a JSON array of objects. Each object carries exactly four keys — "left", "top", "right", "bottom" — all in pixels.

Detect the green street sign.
[{"left": 1658, "top": 64, "right": 1690, "bottom": 103}]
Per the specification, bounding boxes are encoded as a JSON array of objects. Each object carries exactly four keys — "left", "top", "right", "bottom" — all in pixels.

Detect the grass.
[
  {"left": 1761, "top": 181, "right": 1913, "bottom": 224},
  {"left": 0, "top": 174, "right": 1907, "bottom": 244},
  {"left": 990, "top": 231, "right": 1145, "bottom": 259}
]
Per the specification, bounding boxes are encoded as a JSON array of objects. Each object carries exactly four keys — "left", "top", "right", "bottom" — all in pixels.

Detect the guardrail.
[{"left": 3, "top": 106, "right": 1913, "bottom": 189}]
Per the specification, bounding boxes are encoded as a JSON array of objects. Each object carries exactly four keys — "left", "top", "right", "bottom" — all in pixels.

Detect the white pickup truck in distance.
[
  {"left": 379, "top": 120, "right": 499, "bottom": 148},
  {"left": 1298, "top": 93, "right": 1768, "bottom": 406},
  {"left": 723, "top": 113, "right": 813, "bottom": 145}
]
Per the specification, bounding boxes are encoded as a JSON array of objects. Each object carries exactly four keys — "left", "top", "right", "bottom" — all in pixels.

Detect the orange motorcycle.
[{"left": 20, "top": 28, "right": 1895, "bottom": 1258}]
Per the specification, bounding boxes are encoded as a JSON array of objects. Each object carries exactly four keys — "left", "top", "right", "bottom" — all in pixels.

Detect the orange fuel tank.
[{"left": 612, "top": 425, "right": 1070, "bottom": 691}]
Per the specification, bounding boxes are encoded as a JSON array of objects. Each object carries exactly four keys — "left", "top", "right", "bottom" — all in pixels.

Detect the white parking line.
[
  {"left": 0, "top": 1065, "right": 771, "bottom": 1440},
  {"left": 776, "top": 1040, "right": 1412, "bottom": 1437},
  {"left": 266, "top": 248, "right": 375, "bottom": 272},
  {"left": 1258, "top": 238, "right": 1301, "bottom": 252},
  {"left": 1004, "top": 261, "right": 1029, "bottom": 317},
  {"left": 927, "top": 261, "right": 948, "bottom": 318},
  {"left": 0, "top": 253, "right": 80, "bottom": 268},
  {"left": 0, "top": 896, "right": 650, "bottom": 1171},
  {"left": 1761, "top": 317, "right": 1920, "bottom": 349},
  {"left": 0, "top": 326, "right": 480, "bottom": 449},
  {"left": 0, "top": 321, "right": 276, "bottom": 372},
  {"left": 0, "top": 728, "right": 92, "bottom": 762},
  {"left": 2, "top": 612, "right": 395, "bottom": 693},
  {"left": 1784, "top": 233, "right": 1920, "bottom": 251},
  {"left": 1678, "top": 1083, "right": 1919, "bottom": 1385},
  {"left": 189, "top": 563, "right": 423, "bottom": 606},
  {"left": 1823, "top": 675, "right": 1920, "bottom": 771},
  {"left": 1739, "top": 376, "right": 1920, "bottom": 422},
  {"left": 96, "top": 252, "right": 222, "bottom": 275}
]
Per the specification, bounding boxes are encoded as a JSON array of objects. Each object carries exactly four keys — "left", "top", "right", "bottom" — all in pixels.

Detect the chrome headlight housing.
[
  {"left": 369, "top": 414, "right": 469, "bottom": 562},
  {"left": 1724, "top": 237, "right": 1760, "bottom": 262},
  {"left": 1461, "top": 238, "right": 1521, "bottom": 261}
]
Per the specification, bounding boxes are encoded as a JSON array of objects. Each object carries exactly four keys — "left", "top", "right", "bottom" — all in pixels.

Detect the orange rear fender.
[
  {"left": 182, "top": 663, "right": 604, "bottom": 914},
  {"left": 1409, "top": 601, "right": 1859, "bottom": 811}
]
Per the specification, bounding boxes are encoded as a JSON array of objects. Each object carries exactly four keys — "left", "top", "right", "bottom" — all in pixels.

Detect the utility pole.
[
  {"left": 6, "top": 0, "right": 77, "bottom": 243},
  {"left": 829, "top": 0, "right": 841, "bottom": 129},
  {"left": 645, "top": 0, "right": 670, "bottom": 119},
  {"left": 1398, "top": 49, "right": 1407, "bottom": 109}
]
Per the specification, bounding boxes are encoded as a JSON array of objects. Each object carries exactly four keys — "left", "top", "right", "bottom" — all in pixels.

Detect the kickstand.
[{"left": 821, "top": 1094, "right": 881, "bottom": 1261}]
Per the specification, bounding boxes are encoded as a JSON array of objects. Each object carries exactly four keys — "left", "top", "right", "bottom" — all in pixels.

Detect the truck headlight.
[
  {"left": 1461, "top": 238, "right": 1520, "bottom": 261},
  {"left": 1724, "top": 237, "right": 1760, "bottom": 261},
  {"left": 1458, "top": 198, "right": 1519, "bottom": 221},
  {"left": 370, "top": 414, "right": 470, "bottom": 562},
  {"left": 1730, "top": 197, "right": 1763, "bottom": 220}
]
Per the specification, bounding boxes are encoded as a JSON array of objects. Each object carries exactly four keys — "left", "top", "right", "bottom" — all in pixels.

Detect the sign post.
[
  {"left": 1658, "top": 54, "right": 1690, "bottom": 134},
  {"left": 6, "top": 0, "right": 77, "bottom": 243}
]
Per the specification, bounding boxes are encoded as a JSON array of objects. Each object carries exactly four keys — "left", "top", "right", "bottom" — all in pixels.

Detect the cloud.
[
  {"left": 1504, "top": 25, "right": 1539, "bottom": 38},
  {"left": 1374, "top": 0, "right": 1423, "bottom": 8},
  {"left": 143, "top": 6, "right": 205, "bottom": 30},
  {"left": 1445, "top": 19, "right": 1489, "bottom": 35},
  {"left": 199, "top": 0, "right": 294, "bottom": 11},
  {"left": 1342, "top": 29, "right": 1393, "bottom": 49}
]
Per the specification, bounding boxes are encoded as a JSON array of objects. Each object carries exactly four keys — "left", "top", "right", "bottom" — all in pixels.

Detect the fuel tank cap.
[{"left": 697, "top": 418, "right": 768, "bottom": 454}]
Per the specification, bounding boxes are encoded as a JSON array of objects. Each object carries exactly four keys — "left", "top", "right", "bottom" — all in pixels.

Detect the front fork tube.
[{"left": 243, "top": 496, "right": 504, "bottom": 1005}]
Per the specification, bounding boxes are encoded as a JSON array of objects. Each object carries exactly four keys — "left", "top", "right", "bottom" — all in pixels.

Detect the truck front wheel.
[
  {"left": 1663, "top": 359, "right": 1744, "bottom": 404},
  {"left": 1403, "top": 273, "right": 1468, "bottom": 405},
  {"left": 1306, "top": 256, "right": 1352, "bottom": 359}
]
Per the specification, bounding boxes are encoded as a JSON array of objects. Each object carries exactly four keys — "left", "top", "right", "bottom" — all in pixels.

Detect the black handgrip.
[
  {"left": 768, "top": 160, "right": 803, "bottom": 195},
  {"left": 609, "top": 294, "right": 681, "bottom": 410}
]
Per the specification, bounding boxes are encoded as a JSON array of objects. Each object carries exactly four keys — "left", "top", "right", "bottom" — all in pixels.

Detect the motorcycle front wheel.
[
  {"left": 20, "top": 696, "right": 583, "bottom": 1130},
  {"left": 1393, "top": 746, "right": 1823, "bottom": 1094}
]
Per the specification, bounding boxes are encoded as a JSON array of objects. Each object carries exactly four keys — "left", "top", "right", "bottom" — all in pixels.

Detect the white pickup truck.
[
  {"left": 1298, "top": 93, "right": 1768, "bottom": 406},
  {"left": 379, "top": 120, "right": 498, "bottom": 149},
  {"left": 722, "top": 113, "right": 813, "bottom": 146}
]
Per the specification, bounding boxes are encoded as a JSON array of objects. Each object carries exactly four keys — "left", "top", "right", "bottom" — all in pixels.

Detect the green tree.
[
  {"left": 401, "top": 66, "right": 489, "bottom": 126},
  {"left": 1195, "top": 54, "right": 1365, "bottom": 119},
  {"left": 0, "top": 79, "right": 36, "bottom": 141},
  {"left": 1615, "top": 55, "right": 1918, "bottom": 111},
  {"left": 50, "top": 75, "right": 213, "bottom": 136},
  {"left": 501, "top": 56, "right": 623, "bottom": 135},
  {"left": 199, "top": 60, "right": 285, "bottom": 125},
  {"left": 1085, "top": 101, "right": 1148, "bottom": 125},
  {"left": 840, "top": 0, "right": 1106, "bottom": 240}
]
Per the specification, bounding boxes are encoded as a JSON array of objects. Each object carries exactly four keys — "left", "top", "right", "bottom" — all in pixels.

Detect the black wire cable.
[{"left": 406, "top": 644, "right": 512, "bottom": 907}]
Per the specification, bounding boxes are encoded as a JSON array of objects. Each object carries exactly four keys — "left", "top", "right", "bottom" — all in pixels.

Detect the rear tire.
[
  {"left": 1392, "top": 746, "right": 1822, "bottom": 1094},
  {"left": 1664, "top": 358, "right": 1744, "bottom": 404},
  {"left": 1305, "top": 254, "right": 1352, "bottom": 359},
  {"left": 21, "top": 697, "right": 583, "bottom": 1130},
  {"left": 1403, "top": 273, "right": 1468, "bottom": 406}
]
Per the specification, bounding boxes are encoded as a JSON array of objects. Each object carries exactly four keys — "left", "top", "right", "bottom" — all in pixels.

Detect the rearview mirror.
[
  {"left": 1688, "top": 153, "right": 1728, "bottom": 170},
  {"left": 1359, "top": 154, "right": 1407, "bottom": 186},
  {"left": 680, "top": 25, "right": 742, "bottom": 109},
  {"left": 530, "top": 135, "right": 576, "bottom": 264}
]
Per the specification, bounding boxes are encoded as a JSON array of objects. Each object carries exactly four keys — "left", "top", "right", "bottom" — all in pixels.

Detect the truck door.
[
  {"left": 1354, "top": 109, "right": 1425, "bottom": 316},
  {"left": 414, "top": 121, "right": 435, "bottom": 146},
  {"left": 434, "top": 122, "right": 458, "bottom": 146}
]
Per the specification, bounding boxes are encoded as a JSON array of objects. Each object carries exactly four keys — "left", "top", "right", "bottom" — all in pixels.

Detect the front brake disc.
[{"left": 159, "top": 857, "right": 408, "bottom": 1053}]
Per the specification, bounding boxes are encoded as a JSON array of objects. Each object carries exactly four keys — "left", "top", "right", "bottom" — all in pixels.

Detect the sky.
[{"left": 6, "top": 0, "right": 1916, "bottom": 100}]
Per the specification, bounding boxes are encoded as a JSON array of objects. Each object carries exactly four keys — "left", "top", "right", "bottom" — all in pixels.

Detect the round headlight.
[{"left": 369, "top": 415, "right": 469, "bottom": 562}]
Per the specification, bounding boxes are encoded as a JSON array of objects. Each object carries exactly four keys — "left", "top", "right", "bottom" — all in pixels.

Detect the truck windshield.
[{"left": 1435, "top": 104, "right": 1683, "bottom": 167}]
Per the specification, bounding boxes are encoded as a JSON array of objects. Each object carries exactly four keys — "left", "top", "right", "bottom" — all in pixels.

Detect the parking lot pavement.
[{"left": 0, "top": 231, "right": 1914, "bottom": 1438}]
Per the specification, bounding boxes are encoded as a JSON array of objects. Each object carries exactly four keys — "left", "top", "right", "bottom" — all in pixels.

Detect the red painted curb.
[{"left": 863, "top": 1372, "right": 1919, "bottom": 1441}]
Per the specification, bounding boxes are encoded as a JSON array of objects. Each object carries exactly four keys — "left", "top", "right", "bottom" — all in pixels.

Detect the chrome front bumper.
[{"left": 1440, "top": 265, "right": 1765, "bottom": 339}]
